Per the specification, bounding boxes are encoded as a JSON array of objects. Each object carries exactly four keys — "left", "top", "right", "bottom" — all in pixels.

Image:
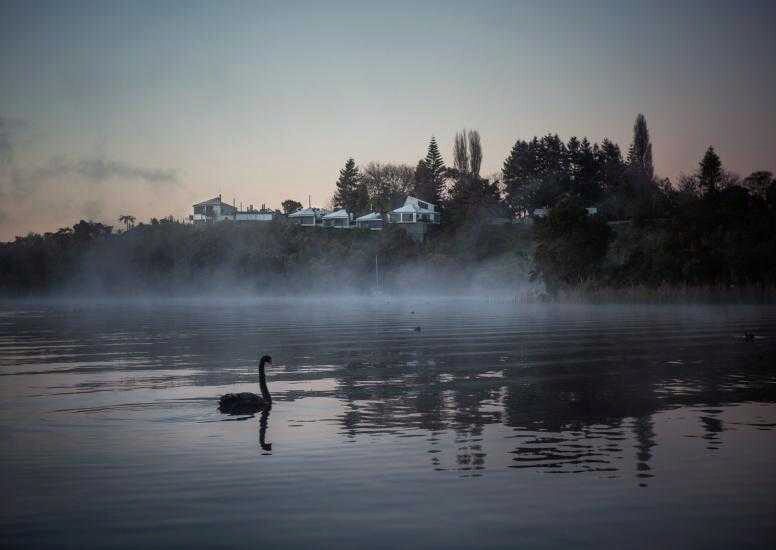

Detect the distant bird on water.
[
  {"left": 744, "top": 332, "right": 756, "bottom": 342},
  {"left": 219, "top": 355, "right": 273, "bottom": 414}
]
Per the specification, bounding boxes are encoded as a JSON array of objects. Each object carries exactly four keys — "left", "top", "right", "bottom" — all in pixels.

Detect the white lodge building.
[
  {"left": 388, "top": 196, "right": 440, "bottom": 224},
  {"left": 191, "top": 195, "right": 237, "bottom": 223},
  {"left": 191, "top": 196, "right": 277, "bottom": 224},
  {"left": 387, "top": 196, "right": 440, "bottom": 241}
]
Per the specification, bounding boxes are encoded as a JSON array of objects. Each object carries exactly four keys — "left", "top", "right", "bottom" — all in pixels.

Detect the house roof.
[
  {"left": 391, "top": 196, "right": 437, "bottom": 214},
  {"left": 355, "top": 212, "right": 383, "bottom": 222},
  {"left": 288, "top": 207, "right": 323, "bottom": 218},
  {"left": 194, "top": 196, "right": 226, "bottom": 207},
  {"left": 323, "top": 208, "right": 350, "bottom": 219}
]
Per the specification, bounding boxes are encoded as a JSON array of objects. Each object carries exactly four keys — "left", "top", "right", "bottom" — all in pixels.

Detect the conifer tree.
[
  {"left": 418, "top": 136, "right": 446, "bottom": 203},
  {"left": 424, "top": 137, "right": 445, "bottom": 182},
  {"left": 698, "top": 146, "right": 723, "bottom": 194},
  {"left": 627, "top": 113, "right": 654, "bottom": 181},
  {"left": 332, "top": 158, "right": 366, "bottom": 214}
]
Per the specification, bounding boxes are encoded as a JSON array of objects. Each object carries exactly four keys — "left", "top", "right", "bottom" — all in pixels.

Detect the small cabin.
[
  {"left": 233, "top": 203, "right": 276, "bottom": 222},
  {"left": 322, "top": 209, "right": 353, "bottom": 228},
  {"left": 355, "top": 212, "right": 385, "bottom": 230},
  {"left": 288, "top": 207, "right": 326, "bottom": 226},
  {"left": 234, "top": 211, "right": 274, "bottom": 222},
  {"left": 388, "top": 197, "right": 440, "bottom": 224}
]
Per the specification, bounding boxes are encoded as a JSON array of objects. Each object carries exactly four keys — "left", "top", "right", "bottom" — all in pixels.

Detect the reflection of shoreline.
[{"left": 329, "top": 353, "right": 775, "bottom": 478}]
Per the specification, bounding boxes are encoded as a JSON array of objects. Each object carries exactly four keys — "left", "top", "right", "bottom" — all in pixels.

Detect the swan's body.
[
  {"left": 219, "top": 355, "right": 272, "bottom": 415},
  {"left": 218, "top": 392, "right": 268, "bottom": 414}
]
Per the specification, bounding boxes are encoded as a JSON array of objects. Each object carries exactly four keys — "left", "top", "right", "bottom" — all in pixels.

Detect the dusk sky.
[{"left": 1, "top": 0, "right": 774, "bottom": 240}]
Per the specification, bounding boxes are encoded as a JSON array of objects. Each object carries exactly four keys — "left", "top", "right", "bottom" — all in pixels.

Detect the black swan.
[{"left": 219, "top": 355, "right": 272, "bottom": 414}]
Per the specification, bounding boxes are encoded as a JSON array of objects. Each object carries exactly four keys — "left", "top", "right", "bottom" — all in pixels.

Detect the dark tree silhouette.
[
  {"left": 742, "top": 171, "right": 774, "bottom": 198},
  {"left": 533, "top": 199, "right": 611, "bottom": 292},
  {"left": 424, "top": 136, "right": 446, "bottom": 199},
  {"left": 468, "top": 130, "right": 482, "bottom": 177},
  {"left": 332, "top": 158, "right": 367, "bottom": 214},
  {"left": 281, "top": 199, "right": 302, "bottom": 214},
  {"left": 595, "top": 139, "right": 626, "bottom": 194},
  {"left": 362, "top": 162, "right": 414, "bottom": 213},
  {"left": 698, "top": 146, "right": 723, "bottom": 194},
  {"left": 118, "top": 214, "right": 135, "bottom": 232},
  {"left": 445, "top": 129, "right": 502, "bottom": 228},
  {"left": 627, "top": 114, "right": 654, "bottom": 181}
]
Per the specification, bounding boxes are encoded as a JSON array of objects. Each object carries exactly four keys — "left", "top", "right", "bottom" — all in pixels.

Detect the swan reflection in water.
[{"left": 217, "top": 401, "right": 274, "bottom": 453}]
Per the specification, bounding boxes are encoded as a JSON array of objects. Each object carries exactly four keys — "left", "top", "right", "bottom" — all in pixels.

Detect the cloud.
[
  {"left": 1, "top": 115, "right": 179, "bottom": 195},
  {"left": 0, "top": 114, "right": 182, "bottom": 239},
  {"left": 2, "top": 157, "right": 180, "bottom": 201},
  {"left": 12, "top": 157, "right": 178, "bottom": 187},
  {"left": 70, "top": 158, "right": 178, "bottom": 184}
]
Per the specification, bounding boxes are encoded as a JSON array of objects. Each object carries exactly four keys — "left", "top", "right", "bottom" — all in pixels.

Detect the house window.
[{"left": 418, "top": 201, "right": 428, "bottom": 210}]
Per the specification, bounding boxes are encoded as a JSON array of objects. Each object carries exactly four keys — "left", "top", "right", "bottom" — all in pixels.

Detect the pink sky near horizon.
[{"left": 1, "top": 1, "right": 774, "bottom": 240}]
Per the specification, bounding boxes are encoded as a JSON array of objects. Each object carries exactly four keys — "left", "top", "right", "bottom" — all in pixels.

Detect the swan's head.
[{"left": 259, "top": 355, "right": 272, "bottom": 367}]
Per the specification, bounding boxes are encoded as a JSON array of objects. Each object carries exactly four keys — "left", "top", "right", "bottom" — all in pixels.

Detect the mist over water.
[{"left": 1, "top": 299, "right": 775, "bottom": 549}]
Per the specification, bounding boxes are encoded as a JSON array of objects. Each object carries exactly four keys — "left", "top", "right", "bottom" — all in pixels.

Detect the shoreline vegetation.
[{"left": 2, "top": 116, "right": 775, "bottom": 303}]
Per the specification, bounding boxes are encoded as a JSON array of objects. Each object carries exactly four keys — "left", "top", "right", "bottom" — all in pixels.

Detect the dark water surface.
[{"left": 1, "top": 299, "right": 775, "bottom": 549}]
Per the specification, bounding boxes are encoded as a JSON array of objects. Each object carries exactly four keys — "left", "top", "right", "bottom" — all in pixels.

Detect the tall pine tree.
[
  {"left": 698, "top": 146, "right": 722, "bottom": 194},
  {"left": 419, "top": 136, "right": 445, "bottom": 203},
  {"left": 332, "top": 158, "right": 367, "bottom": 214},
  {"left": 627, "top": 113, "right": 654, "bottom": 181}
]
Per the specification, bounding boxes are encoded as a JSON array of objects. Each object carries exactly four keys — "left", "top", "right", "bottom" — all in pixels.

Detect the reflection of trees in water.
[
  {"left": 451, "top": 383, "right": 501, "bottom": 475},
  {"left": 328, "top": 351, "right": 775, "bottom": 478},
  {"left": 502, "top": 373, "right": 639, "bottom": 475},
  {"left": 633, "top": 415, "right": 656, "bottom": 486},
  {"left": 700, "top": 412, "right": 724, "bottom": 450}
]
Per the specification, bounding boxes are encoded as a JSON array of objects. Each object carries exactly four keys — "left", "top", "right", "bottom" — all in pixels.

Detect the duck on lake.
[{"left": 218, "top": 355, "right": 273, "bottom": 415}]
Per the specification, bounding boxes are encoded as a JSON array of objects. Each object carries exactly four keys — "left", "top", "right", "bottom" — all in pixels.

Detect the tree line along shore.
[{"left": 2, "top": 114, "right": 775, "bottom": 299}]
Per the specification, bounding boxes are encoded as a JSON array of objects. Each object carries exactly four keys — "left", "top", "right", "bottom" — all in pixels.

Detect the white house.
[
  {"left": 192, "top": 196, "right": 279, "bottom": 224},
  {"left": 288, "top": 207, "right": 327, "bottom": 226},
  {"left": 388, "top": 197, "right": 440, "bottom": 224},
  {"left": 322, "top": 208, "right": 353, "bottom": 228},
  {"left": 355, "top": 212, "right": 385, "bottom": 230},
  {"left": 191, "top": 195, "right": 237, "bottom": 224},
  {"left": 234, "top": 210, "right": 275, "bottom": 222}
]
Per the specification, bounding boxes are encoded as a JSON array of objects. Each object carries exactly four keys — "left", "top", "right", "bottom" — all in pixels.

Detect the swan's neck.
[{"left": 259, "top": 364, "right": 271, "bottom": 402}]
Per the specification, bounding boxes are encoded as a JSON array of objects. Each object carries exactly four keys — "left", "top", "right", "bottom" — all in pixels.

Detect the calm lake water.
[{"left": 1, "top": 299, "right": 775, "bottom": 549}]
